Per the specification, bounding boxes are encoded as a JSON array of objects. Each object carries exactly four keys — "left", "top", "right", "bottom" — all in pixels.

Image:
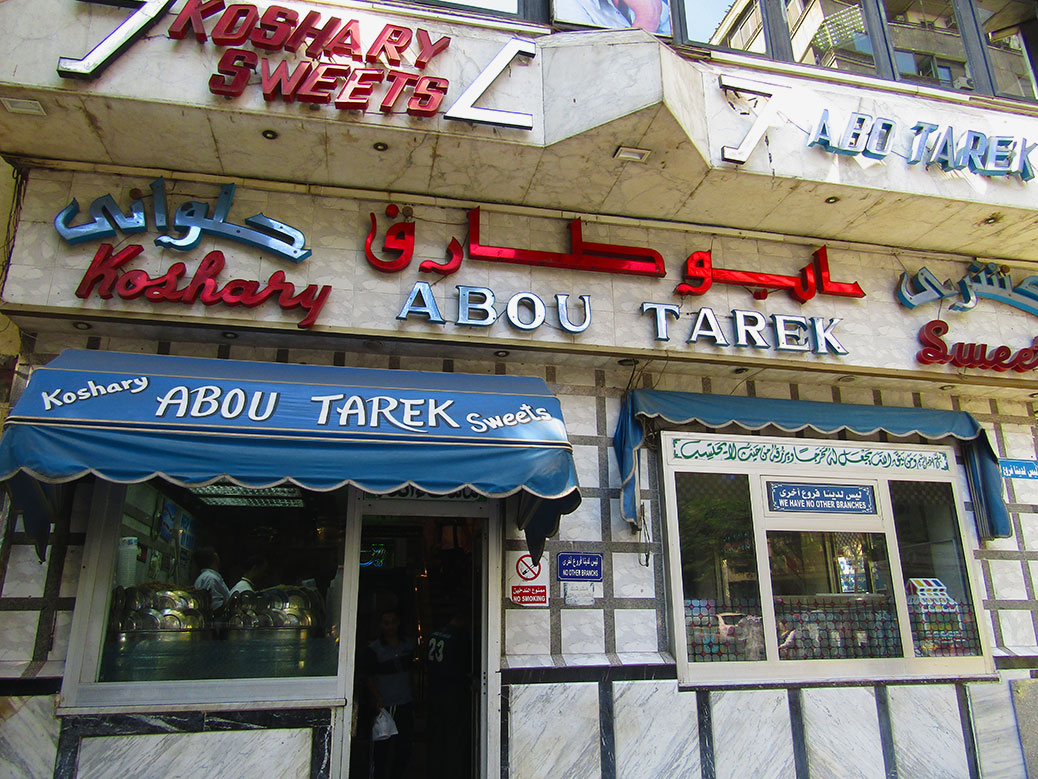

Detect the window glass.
[
  {"left": 793, "top": 0, "right": 880, "bottom": 76},
  {"left": 890, "top": 481, "right": 982, "bottom": 657},
  {"left": 692, "top": 0, "right": 768, "bottom": 52},
  {"left": 768, "top": 531, "right": 903, "bottom": 660},
  {"left": 884, "top": 0, "right": 975, "bottom": 90},
  {"left": 675, "top": 472, "right": 765, "bottom": 662},
  {"left": 975, "top": 0, "right": 1038, "bottom": 99},
  {"left": 99, "top": 481, "right": 345, "bottom": 682},
  {"left": 555, "top": 0, "right": 673, "bottom": 35}
]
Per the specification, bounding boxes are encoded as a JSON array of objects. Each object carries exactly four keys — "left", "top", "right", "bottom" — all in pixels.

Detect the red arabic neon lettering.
[
  {"left": 467, "top": 207, "right": 666, "bottom": 277},
  {"left": 76, "top": 244, "right": 331, "bottom": 329},
  {"left": 675, "top": 245, "right": 865, "bottom": 304}
]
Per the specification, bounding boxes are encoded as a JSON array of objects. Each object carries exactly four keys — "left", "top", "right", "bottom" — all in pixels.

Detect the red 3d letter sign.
[{"left": 57, "top": 0, "right": 537, "bottom": 129}]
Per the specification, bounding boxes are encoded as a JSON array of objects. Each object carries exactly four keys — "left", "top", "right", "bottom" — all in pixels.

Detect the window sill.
[
  {"left": 56, "top": 696, "right": 346, "bottom": 717},
  {"left": 677, "top": 672, "right": 999, "bottom": 691}
]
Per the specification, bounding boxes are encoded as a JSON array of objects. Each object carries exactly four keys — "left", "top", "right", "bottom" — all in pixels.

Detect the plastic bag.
[{"left": 372, "top": 708, "right": 398, "bottom": 741}]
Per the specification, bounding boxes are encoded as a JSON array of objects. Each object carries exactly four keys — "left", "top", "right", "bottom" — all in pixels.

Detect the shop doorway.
[{"left": 346, "top": 509, "right": 487, "bottom": 779}]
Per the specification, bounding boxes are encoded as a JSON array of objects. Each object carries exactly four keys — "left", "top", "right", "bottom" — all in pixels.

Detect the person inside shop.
[
  {"left": 426, "top": 608, "right": 473, "bottom": 779},
  {"left": 229, "top": 555, "right": 268, "bottom": 596},
  {"left": 778, "top": 617, "right": 798, "bottom": 659},
  {"left": 193, "top": 547, "right": 231, "bottom": 611},
  {"left": 363, "top": 608, "right": 415, "bottom": 779}
]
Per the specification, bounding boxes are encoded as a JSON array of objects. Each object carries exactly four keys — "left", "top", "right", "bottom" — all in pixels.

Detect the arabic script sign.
[
  {"left": 671, "top": 438, "right": 951, "bottom": 472},
  {"left": 54, "top": 179, "right": 330, "bottom": 328},
  {"left": 899, "top": 262, "right": 1038, "bottom": 318},
  {"left": 1000, "top": 459, "right": 1038, "bottom": 479},
  {"left": 767, "top": 482, "right": 876, "bottom": 514},
  {"left": 557, "top": 553, "right": 603, "bottom": 582}
]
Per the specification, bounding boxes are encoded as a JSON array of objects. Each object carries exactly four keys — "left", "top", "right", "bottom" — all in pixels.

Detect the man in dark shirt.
[{"left": 425, "top": 611, "right": 472, "bottom": 779}]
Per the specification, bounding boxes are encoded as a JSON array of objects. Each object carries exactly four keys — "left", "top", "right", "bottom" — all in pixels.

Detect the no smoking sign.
[{"left": 507, "top": 551, "right": 548, "bottom": 607}]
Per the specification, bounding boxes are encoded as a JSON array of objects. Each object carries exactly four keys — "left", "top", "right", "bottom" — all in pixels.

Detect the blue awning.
[
  {"left": 0, "top": 350, "right": 581, "bottom": 560},
  {"left": 614, "top": 389, "right": 1011, "bottom": 538}
]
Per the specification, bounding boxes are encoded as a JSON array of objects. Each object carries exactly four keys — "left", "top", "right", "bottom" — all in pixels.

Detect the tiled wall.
[{"left": 2, "top": 333, "right": 1036, "bottom": 778}]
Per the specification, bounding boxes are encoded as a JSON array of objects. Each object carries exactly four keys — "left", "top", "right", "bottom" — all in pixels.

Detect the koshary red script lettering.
[
  {"left": 917, "top": 319, "right": 1038, "bottom": 372},
  {"left": 170, "top": 2, "right": 451, "bottom": 116},
  {"left": 76, "top": 244, "right": 332, "bottom": 329}
]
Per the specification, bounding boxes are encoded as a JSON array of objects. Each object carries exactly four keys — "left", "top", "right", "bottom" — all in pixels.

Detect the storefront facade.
[{"left": 0, "top": 0, "right": 1036, "bottom": 777}]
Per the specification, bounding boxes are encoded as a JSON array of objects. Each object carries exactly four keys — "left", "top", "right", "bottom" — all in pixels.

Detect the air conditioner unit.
[{"left": 953, "top": 76, "right": 974, "bottom": 89}]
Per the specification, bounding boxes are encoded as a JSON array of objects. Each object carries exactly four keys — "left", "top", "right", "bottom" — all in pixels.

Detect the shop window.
[
  {"left": 663, "top": 433, "right": 991, "bottom": 684},
  {"left": 61, "top": 479, "right": 351, "bottom": 708}
]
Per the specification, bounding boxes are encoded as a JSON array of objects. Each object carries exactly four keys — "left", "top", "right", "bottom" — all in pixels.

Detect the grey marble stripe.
[
  {"left": 956, "top": 684, "right": 981, "bottom": 779},
  {"left": 697, "top": 690, "right": 714, "bottom": 779},
  {"left": 599, "top": 679, "right": 615, "bottom": 779},
  {"left": 874, "top": 685, "right": 897, "bottom": 779},
  {"left": 788, "top": 688, "right": 808, "bottom": 779}
]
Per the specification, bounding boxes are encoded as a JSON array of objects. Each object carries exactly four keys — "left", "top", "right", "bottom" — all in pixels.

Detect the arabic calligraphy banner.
[{"left": 766, "top": 481, "right": 877, "bottom": 514}]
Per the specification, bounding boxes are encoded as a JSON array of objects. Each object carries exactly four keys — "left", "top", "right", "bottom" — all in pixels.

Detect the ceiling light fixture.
[
  {"left": 824, "top": 196, "right": 840, "bottom": 204},
  {"left": 72, "top": 321, "right": 92, "bottom": 330},
  {"left": 373, "top": 142, "right": 389, "bottom": 151},
  {"left": 261, "top": 129, "right": 278, "bottom": 140},
  {"left": 836, "top": 375, "right": 855, "bottom": 383},
  {"left": 732, "top": 367, "right": 749, "bottom": 375},
  {"left": 939, "top": 384, "right": 955, "bottom": 391},
  {"left": 613, "top": 146, "right": 652, "bottom": 163},
  {"left": 221, "top": 331, "right": 238, "bottom": 339},
  {"left": 618, "top": 358, "right": 638, "bottom": 366},
  {"left": 1, "top": 97, "right": 45, "bottom": 116},
  {"left": 493, "top": 350, "right": 509, "bottom": 358},
  {"left": 983, "top": 214, "right": 1001, "bottom": 225}
]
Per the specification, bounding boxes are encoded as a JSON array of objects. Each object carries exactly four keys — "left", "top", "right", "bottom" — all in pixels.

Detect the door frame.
[{"left": 333, "top": 489, "right": 502, "bottom": 779}]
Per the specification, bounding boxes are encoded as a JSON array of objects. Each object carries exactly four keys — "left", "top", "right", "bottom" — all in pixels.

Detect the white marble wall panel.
[
  {"left": 561, "top": 609, "right": 605, "bottom": 654},
  {"left": 614, "top": 680, "right": 700, "bottom": 779},
  {"left": 77, "top": 729, "right": 310, "bottom": 779},
  {"left": 998, "top": 610, "right": 1037, "bottom": 647},
  {"left": 0, "top": 696, "right": 60, "bottom": 779},
  {"left": 505, "top": 609, "right": 550, "bottom": 655},
  {"left": 887, "top": 684, "right": 969, "bottom": 778},
  {"left": 0, "top": 612, "right": 37, "bottom": 663},
  {"left": 614, "top": 609, "right": 659, "bottom": 652},
  {"left": 712, "top": 689, "right": 794, "bottom": 779},
  {"left": 969, "top": 682, "right": 1027, "bottom": 779},
  {"left": 612, "top": 553, "right": 655, "bottom": 598},
  {"left": 1, "top": 546, "right": 47, "bottom": 597},
  {"left": 802, "top": 687, "right": 884, "bottom": 779},
  {"left": 989, "top": 560, "right": 1028, "bottom": 600},
  {"left": 509, "top": 683, "right": 600, "bottom": 779}
]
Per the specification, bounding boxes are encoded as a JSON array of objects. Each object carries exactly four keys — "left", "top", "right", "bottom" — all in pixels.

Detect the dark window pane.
[
  {"left": 768, "top": 531, "right": 903, "bottom": 660},
  {"left": 890, "top": 481, "right": 982, "bottom": 657},
  {"left": 676, "top": 472, "right": 764, "bottom": 662},
  {"left": 885, "top": 0, "right": 974, "bottom": 90},
  {"left": 99, "top": 482, "right": 344, "bottom": 682},
  {"left": 793, "top": 0, "right": 879, "bottom": 76}
]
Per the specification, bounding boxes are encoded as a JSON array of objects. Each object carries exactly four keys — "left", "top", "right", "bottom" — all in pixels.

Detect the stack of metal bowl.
[
  {"left": 109, "top": 585, "right": 211, "bottom": 634},
  {"left": 226, "top": 586, "right": 322, "bottom": 630}
]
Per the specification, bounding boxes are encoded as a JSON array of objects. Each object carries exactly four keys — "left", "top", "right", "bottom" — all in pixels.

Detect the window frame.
[
  {"left": 59, "top": 479, "right": 357, "bottom": 713},
  {"left": 669, "top": 0, "right": 1038, "bottom": 102},
  {"left": 660, "top": 431, "right": 995, "bottom": 687}
]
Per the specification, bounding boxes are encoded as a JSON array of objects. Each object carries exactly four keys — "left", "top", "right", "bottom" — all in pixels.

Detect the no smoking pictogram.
[{"left": 516, "top": 554, "right": 540, "bottom": 581}]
